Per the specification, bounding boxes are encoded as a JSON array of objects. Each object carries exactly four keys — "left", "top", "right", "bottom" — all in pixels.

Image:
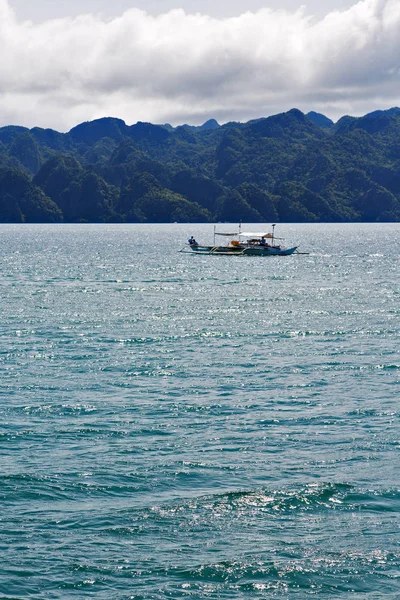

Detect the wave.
[{"left": 146, "top": 483, "right": 400, "bottom": 521}]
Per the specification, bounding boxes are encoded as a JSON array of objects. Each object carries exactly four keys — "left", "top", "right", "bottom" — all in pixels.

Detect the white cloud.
[{"left": 0, "top": 0, "right": 400, "bottom": 130}]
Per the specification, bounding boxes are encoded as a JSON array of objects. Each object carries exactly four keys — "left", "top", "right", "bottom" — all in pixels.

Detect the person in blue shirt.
[{"left": 188, "top": 236, "right": 197, "bottom": 246}]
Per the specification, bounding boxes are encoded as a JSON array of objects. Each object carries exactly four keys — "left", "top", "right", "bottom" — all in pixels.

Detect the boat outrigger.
[{"left": 182, "top": 224, "right": 298, "bottom": 256}]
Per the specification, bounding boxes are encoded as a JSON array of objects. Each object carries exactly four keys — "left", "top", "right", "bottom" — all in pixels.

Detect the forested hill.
[{"left": 1, "top": 107, "right": 400, "bottom": 223}]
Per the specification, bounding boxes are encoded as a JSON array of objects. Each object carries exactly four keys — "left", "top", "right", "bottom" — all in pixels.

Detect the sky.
[{"left": 1, "top": 0, "right": 400, "bottom": 131}]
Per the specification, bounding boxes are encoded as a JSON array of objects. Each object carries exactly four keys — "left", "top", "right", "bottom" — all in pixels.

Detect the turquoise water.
[{"left": 0, "top": 223, "right": 399, "bottom": 599}]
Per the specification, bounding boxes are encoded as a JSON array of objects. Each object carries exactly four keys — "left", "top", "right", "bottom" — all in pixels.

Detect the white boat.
[{"left": 183, "top": 224, "right": 298, "bottom": 256}]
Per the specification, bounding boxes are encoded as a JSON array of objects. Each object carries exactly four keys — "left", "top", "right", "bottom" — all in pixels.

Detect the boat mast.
[
  {"left": 272, "top": 223, "right": 276, "bottom": 246},
  {"left": 214, "top": 224, "right": 216, "bottom": 246}
]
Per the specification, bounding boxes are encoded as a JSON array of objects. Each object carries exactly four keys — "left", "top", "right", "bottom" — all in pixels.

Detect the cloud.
[{"left": 0, "top": 0, "right": 400, "bottom": 130}]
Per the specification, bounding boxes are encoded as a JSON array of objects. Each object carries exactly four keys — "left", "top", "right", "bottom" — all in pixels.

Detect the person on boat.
[{"left": 188, "top": 236, "right": 197, "bottom": 246}]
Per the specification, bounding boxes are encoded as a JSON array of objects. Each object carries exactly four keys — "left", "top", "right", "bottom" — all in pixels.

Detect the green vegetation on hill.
[
  {"left": 0, "top": 107, "right": 400, "bottom": 222},
  {"left": 0, "top": 167, "right": 62, "bottom": 222}
]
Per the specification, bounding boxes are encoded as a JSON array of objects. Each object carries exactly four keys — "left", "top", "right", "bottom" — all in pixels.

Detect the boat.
[{"left": 182, "top": 224, "right": 298, "bottom": 256}]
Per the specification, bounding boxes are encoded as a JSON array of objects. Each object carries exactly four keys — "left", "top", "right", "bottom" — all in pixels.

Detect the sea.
[{"left": 0, "top": 223, "right": 399, "bottom": 599}]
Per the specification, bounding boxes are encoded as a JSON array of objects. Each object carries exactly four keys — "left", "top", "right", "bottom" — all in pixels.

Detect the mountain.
[
  {"left": 306, "top": 111, "right": 335, "bottom": 129},
  {"left": 0, "top": 167, "right": 62, "bottom": 222},
  {"left": 182, "top": 119, "right": 220, "bottom": 131},
  {"left": 68, "top": 117, "right": 127, "bottom": 145},
  {"left": 0, "top": 107, "right": 400, "bottom": 223}
]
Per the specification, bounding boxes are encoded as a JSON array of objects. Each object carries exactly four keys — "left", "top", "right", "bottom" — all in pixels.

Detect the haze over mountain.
[{"left": 0, "top": 107, "right": 399, "bottom": 223}]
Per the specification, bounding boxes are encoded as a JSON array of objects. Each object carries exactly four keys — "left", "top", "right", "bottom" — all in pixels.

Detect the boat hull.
[{"left": 189, "top": 245, "right": 298, "bottom": 256}]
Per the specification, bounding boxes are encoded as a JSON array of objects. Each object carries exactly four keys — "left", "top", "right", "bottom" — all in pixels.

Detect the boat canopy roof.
[
  {"left": 240, "top": 232, "right": 277, "bottom": 238},
  {"left": 215, "top": 231, "right": 239, "bottom": 236},
  {"left": 215, "top": 231, "right": 284, "bottom": 239}
]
